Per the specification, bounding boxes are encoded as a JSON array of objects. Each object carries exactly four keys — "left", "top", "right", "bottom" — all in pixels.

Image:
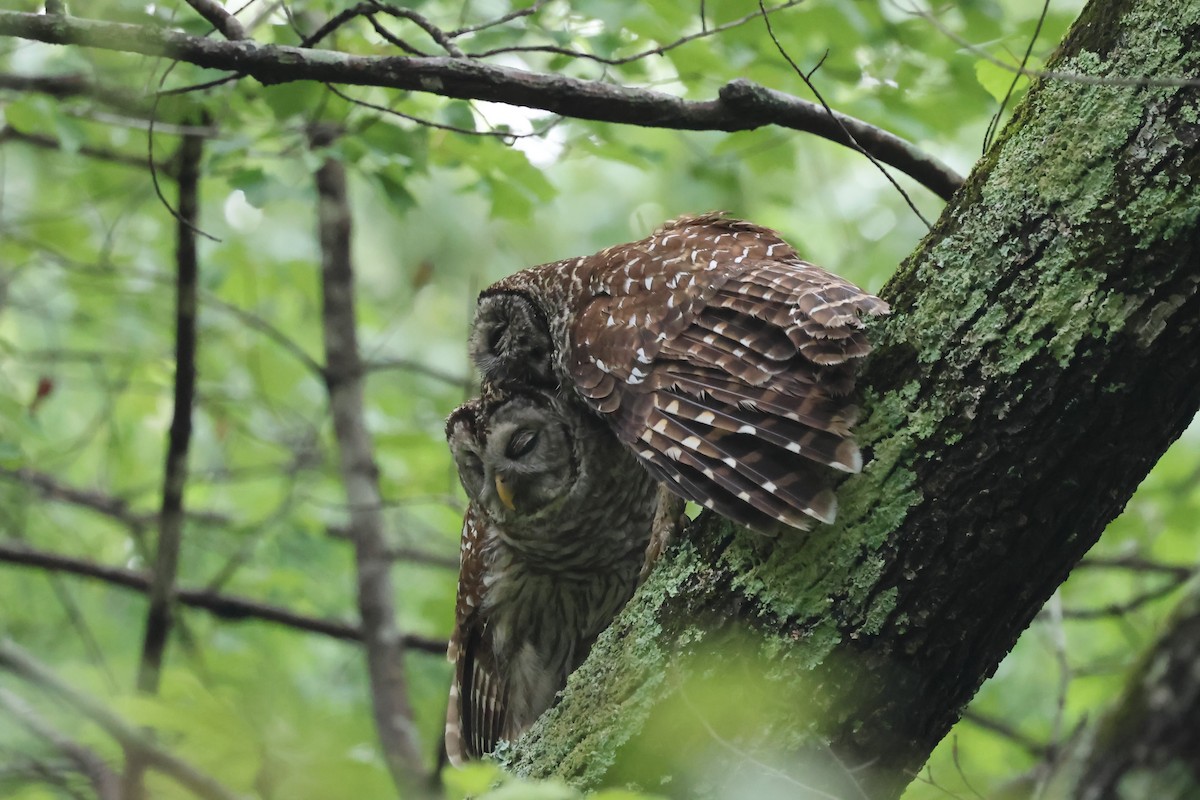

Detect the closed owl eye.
[
  {"left": 506, "top": 429, "right": 538, "bottom": 459},
  {"left": 487, "top": 322, "right": 507, "bottom": 354}
]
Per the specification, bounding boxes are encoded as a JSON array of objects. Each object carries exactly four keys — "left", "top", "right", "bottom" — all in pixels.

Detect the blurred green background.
[{"left": 3, "top": 1, "right": 1195, "bottom": 797}]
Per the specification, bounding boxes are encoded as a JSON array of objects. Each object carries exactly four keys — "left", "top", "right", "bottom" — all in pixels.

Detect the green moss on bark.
[{"left": 505, "top": 2, "right": 1200, "bottom": 795}]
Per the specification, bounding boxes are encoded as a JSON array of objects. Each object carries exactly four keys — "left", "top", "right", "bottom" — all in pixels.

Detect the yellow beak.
[{"left": 495, "top": 474, "right": 516, "bottom": 511}]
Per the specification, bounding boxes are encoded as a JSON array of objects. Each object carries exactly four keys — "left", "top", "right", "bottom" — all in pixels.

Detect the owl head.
[
  {"left": 446, "top": 390, "right": 578, "bottom": 527},
  {"left": 468, "top": 292, "right": 556, "bottom": 388}
]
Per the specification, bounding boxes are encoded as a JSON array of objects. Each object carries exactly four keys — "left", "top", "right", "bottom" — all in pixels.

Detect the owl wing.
[
  {"left": 566, "top": 214, "right": 889, "bottom": 533},
  {"left": 445, "top": 504, "right": 509, "bottom": 764}
]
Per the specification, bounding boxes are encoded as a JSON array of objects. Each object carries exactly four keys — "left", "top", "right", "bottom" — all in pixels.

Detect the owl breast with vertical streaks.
[{"left": 442, "top": 383, "right": 660, "bottom": 764}]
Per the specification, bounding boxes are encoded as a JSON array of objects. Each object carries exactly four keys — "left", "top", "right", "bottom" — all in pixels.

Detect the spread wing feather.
[
  {"left": 636, "top": 427, "right": 826, "bottom": 531},
  {"left": 654, "top": 390, "right": 861, "bottom": 472},
  {"left": 552, "top": 214, "right": 891, "bottom": 532},
  {"left": 501, "top": 215, "right": 888, "bottom": 534}
]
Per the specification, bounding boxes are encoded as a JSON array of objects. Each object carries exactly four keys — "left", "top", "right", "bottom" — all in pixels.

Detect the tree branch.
[
  {"left": 0, "top": 71, "right": 149, "bottom": 115},
  {"left": 134, "top": 128, "right": 203, "bottom": 695},
  {"left": 0, "top": 688, "right": 121, "bottom": 800},
  {"left": 0, "top": 11, "right": 963, "bottom": 200},
  {"left": 125, "top": 128, "right": 204, "bottom": 800},
  {"left": 0, "top": 540, "right": 442, "bottom": 653},
  {"left": 311, "top": 123, "right": 427, "bottom": 792},
  {"left": 0, "top": 639, "right": 248, "bottom": 800},
  {"left": 0, "top": 126, "right": 160, "bottom": 170},
  {"left": 505, "top": 2, "right": 1200, "bottom": 795},
  {"left": 181, "top": 0, "right": 245, "bottom": 41}
]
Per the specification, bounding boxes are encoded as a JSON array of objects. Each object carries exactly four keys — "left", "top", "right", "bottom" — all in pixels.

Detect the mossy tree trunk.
[{"left": 505, "top": 1, "right": 1200, "bottom": 796}]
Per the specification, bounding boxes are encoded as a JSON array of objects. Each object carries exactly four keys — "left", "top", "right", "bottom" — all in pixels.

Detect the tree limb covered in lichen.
[{"left": 506, "top": 1, "right": 1200, "bottom": 796}]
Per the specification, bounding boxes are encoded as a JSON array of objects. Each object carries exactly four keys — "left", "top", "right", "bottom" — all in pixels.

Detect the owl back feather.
[{"left": 478, "top": 213, "right": 889, "bottom": 533}]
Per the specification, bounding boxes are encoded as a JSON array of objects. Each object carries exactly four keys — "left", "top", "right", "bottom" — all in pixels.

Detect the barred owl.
[
  {"left": 469, "top": 213, "right": 889, "bottom": 533},
  {"left": 443, "top": 385, "right": 661, "bottom": 764}
]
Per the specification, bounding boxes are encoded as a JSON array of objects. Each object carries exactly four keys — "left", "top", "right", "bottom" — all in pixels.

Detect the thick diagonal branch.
[
  {"left": 505, "top": 2, "right": 1200, "bottom": 796},
  {"left": 0, "top": 12, "right": 963, "bottom": 200}
]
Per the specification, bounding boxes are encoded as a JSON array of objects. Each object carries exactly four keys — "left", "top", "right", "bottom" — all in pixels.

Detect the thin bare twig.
[
  {"left": 204, "top": 293, "right": 326, "bottom": 378},
  {"left": 448, "top": 0, "right": 551, "bottom": 38},
  {"left": 0, "top": 688, "right": 121, "bottom": 800},
  {"left": 364, "top": 14, "right": 430, "bottom": 57},
  {"left": 368, "top": 1, "right": 464, "bottom": 57},
  {"left": 0, "top": 466, "right": 233, "bottom": 530},
  {"left": 1059, "top": 579, "right": 1188, "bottom": 620},
  {"left": 904, "top": 2, "right": 1200, "bottom": 90},
  {"left": 323, "top": 83, "right": 522, "bottom": 140},
  {"left": 757, "top": 0, "right": 933, "bottom": 226},
  {"left": 470, "top": 0, "right": 805, "bottom": 64},
  {"left": 0, "top": 539, "right": 446, "bottom": 652},
  {"left": 0, "top": 72, "right": 149, "bottom": 116},
  {"left": 310, "top": 122, "right": 427, "bottom": 792},
  {"left": 961, "top": 710, "right": 1047, "bottom": 758},
  {"left": 181, "top": 0, "right": 245, "bottom": 40},
  {"left": 0, "top": 640, "right": 247, "bottom": 800},
  {"left": 365, "top": 357, "right": 469, "bottom": 387},
  {"left": 982, "top": 0, "right": 1051, "bottom": 153},
  {"left": 1079, "top": 554, "right": 1195, "bottom": 580},
  {"left": 0, "top": 126, "right": 164, "bottom": 171}
]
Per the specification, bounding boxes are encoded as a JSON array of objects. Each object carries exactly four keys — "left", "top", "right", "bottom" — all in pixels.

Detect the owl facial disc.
[{"left": 469, "top": 293, "right": 555, "bottom": 388}]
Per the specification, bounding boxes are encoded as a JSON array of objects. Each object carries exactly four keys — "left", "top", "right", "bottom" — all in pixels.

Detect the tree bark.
[{"left": 504, "top": 1, "right": 1200, "bottom": 796}]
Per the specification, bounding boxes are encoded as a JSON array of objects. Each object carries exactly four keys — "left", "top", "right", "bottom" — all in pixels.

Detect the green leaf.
[{"left": 975, "top": 58, "right": 1028, "bottom": 103}]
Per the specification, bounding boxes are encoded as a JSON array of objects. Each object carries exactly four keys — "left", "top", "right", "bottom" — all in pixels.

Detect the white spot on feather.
[
  {"left": 786, "top": 442, "right": 802, "bottom": 453},
  {"left": 682, "top": 436, "right": 702, "bottom": 449}
]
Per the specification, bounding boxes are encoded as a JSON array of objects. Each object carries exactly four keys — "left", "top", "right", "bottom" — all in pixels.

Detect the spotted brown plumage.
[
  {"left": 471, "top": 212, "right": 889, "bottom": 533},
  {"left": 443, "top": 386, "right": 660, "bottom": 764}
]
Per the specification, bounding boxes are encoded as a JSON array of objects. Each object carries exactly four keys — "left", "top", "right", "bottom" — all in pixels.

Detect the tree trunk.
[{"left": 504, "top": 1, "right": 1200, "bottom": 796}]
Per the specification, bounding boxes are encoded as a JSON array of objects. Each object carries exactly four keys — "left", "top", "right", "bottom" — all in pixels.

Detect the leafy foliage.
[{"left": 3, "top": 0, "right": 1195, "bottom": 798}]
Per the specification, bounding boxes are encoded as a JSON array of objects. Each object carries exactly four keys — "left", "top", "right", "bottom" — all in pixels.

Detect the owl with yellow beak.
[{"left": 443, "top": 383, "right": 662, "bottom": 763}]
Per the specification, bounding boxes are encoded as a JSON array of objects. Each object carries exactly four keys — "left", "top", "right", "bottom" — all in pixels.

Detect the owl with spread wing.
[{"left": 469, "top": 213, "right": 889, "bottom": 534}]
